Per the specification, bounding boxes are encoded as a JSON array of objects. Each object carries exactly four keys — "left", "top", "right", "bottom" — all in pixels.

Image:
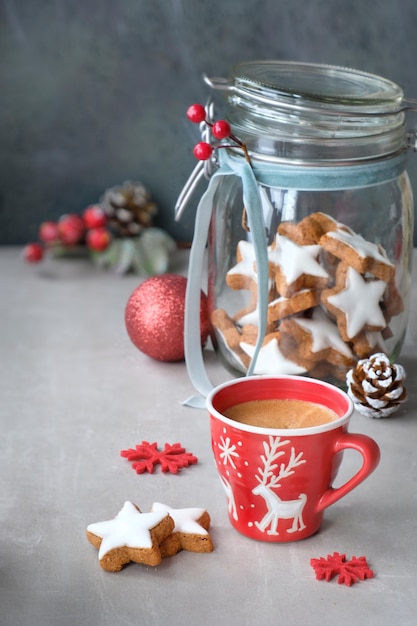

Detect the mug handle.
[{"left": 317, "top": 433, "right": 381, "bottom": 512}]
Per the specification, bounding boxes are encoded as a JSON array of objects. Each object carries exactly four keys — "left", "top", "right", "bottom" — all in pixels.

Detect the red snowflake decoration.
[
  {"left": 310, "top": 552, "right": 374, "bottom": 586},
  {"left": 120, "top": 441, "right": 198, "bottom": 474}
]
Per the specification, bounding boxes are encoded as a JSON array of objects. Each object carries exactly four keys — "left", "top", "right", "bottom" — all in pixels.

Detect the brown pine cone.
[
  {"left": 346, "top": 352, "right": 407, "bottom": 418},
  {"left": 101, "top": 181, "right": 157, "bottom": 238}
]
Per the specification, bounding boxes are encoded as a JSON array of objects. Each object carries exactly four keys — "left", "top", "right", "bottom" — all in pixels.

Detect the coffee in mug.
[{"left": 224, "top": 398, "right": 338, "bottom": 429}]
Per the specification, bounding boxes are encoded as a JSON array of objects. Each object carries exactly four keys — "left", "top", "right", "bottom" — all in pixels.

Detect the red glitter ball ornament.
[{"left": 125, "top": 274, "right": 209, "bottom": 362}]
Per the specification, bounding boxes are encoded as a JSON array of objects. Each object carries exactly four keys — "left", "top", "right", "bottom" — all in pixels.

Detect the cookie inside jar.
[{"left": 210, "top": 190, "right": 409, "bottom": 384}]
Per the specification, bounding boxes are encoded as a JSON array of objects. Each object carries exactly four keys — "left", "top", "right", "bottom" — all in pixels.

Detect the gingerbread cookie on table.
[
  {"left": 86, "top": 501, "right": 174, "bottom": 572},
  {"left": 321, "top": 263, "right": 387, "bottom": 342},
  {"left": 151, "top": 503, "right": 213, "bottom": 557}
]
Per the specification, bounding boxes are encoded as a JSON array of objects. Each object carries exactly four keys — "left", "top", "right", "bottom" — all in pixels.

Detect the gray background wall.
[{"left": 1, "top": 0, "right": 417, "bottom": 246}]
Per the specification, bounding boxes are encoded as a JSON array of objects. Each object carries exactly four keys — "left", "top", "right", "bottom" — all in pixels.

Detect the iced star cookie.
[
  {"left": 321, "top": 264, "right": 387, "bottom": 342},
  {"left": 279, "top": 307, "right": 355, "bottom": 368},
  {"left": 226, "top": 240, "right": 258, "bottom": 291},
  {"left": 267, "top": 288, "right": 320, "bottom": 325},
  {"left": 270, "top": 234, "right": 330, "bottom": 297},
  {"left": 226, "top": 239, "right": 277, "bottom": 325},
  {"left": 320, "top": 228, "right": 395, "bottom": 282},
  {"left": 278, "top": 211, "right": 352, "bottom": 245},
  {"left": 151, "top": 503, "right": 213, "bottom": 556},
  {"left": 86, "top": 501, "right": 174, "bottom": 572}
]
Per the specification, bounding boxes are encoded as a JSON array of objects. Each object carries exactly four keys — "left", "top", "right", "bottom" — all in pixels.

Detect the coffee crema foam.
[{"left": 223, "top": 398, "right": 339, "bottom": 429}]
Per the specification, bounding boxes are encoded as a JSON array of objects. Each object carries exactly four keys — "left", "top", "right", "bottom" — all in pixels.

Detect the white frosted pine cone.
[{"left": 346, "top": 352, "right": 407, "bottom": 418}]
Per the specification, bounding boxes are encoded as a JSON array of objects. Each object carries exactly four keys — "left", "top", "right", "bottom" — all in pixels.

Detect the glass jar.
[{"left": 181, "top": 61, "right": 414, "bottom": 393}]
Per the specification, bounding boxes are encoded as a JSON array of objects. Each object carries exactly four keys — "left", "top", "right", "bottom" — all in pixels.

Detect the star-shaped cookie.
[
  {"left": 270, "top": 234, "right": 330, "bottom": 297},
  {"left": 321, "top": 264, "right": 387, "bottom": 341},
  {"left": 320, "top": 228, "right": 395, "bottom": 282},
  {"left": 226, "top": 240, "right": 258, "bottom": 291},
  {"left": 86, "top": 501, "right": 174, "bottom": 571},
  {"left": 151, "top": 503, "right": 213, "bottom": 556},
  {"left": 280, "top": 307, "right": 354, "bottom": 367}
]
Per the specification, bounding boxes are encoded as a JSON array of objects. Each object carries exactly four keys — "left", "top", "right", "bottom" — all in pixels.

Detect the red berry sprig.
[
  {"left": 186, "top": 103, "right": 251, "bottom": 164},
  {"left": 23, "top": 206, "right": 112, "bottom": 263}
]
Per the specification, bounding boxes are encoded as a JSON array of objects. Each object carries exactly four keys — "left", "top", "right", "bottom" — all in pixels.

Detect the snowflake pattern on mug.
[{"left": 218, "top": 435, "right": 240, "bottom": 469}]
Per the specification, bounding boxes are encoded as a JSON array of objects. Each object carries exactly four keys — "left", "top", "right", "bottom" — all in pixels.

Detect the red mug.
[{"left": 207, "top": 375, "right": 380, "bottom": 542}]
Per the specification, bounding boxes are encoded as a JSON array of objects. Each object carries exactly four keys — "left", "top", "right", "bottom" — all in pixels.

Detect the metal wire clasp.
[
  {"left": 403, "top": 99, "right": 417, "bottom": 152},
  {"left": 407, "top": 128, "right": 417, "bottom": 152},
  {"left": 175, "top": 99, "right": 218, "bottom": 221}
]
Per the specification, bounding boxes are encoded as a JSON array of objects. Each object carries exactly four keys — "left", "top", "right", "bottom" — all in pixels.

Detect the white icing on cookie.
[
  {"left": 320, "top": 213, "right": 354, "bottom": 234},
  {"left": 227, "top": 240, "right": 257, "bottom": 282},
  {"left": 271, "top": 234, "right": 329, "bottom": 283},
  {"left": 327, "top": 267, "right": 386, "bottom": 338},
  {"left": 87, "top": 501, "right": 169, "bottom": 560},
  {"left": 151, "top": 503, "right": 209, "bottom": 535},
  {"left": 227, "top": 239, "right": 275, "bottom": 291},
  {"left": 293, "top": 307, "right": 353, "bottom": 358},
  {"left": 240, "top": 336, "right": 307, "bottom": 375},
  {"left": 327, "top": 229, "right": 393, "bottom": 268},
  {"left": 268, "top": 289, "right": 312, "bottom": 311}
]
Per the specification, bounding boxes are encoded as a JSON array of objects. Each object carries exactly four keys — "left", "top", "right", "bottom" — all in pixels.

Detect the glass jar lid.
[
  {"left": 231, "top": 61, "right": 404, "bottom": 112},
  {"left": 207, "top": 61, "right": 408, "bottom": 163}
]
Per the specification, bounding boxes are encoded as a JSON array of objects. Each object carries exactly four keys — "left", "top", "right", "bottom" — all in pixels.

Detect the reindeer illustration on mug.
[{"left": 252, "top": 436, "right": 307, "bottom": 536}]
